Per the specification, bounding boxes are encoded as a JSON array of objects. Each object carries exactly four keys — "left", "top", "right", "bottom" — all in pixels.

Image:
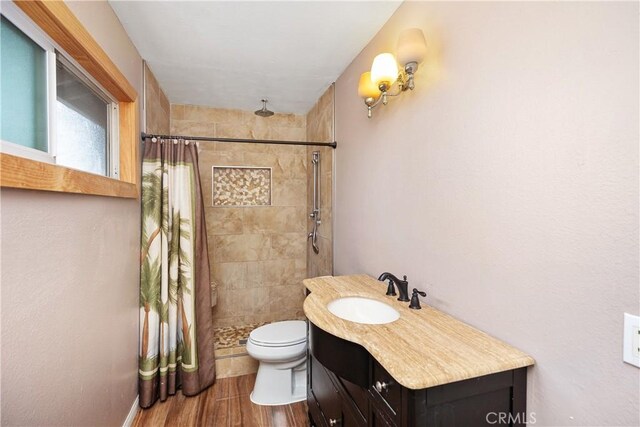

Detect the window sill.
[{"left": 1, "top": 153, "right": 138, "bottom": 199}]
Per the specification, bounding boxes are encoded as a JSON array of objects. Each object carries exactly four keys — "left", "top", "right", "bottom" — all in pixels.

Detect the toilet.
[{"left": 246, "top": 320, "right": 308, "bottom": 406}]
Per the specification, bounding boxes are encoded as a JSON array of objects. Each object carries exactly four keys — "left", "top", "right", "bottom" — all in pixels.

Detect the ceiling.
[{"left": 109, "top": 1, "right": 401, "bottom": 115}]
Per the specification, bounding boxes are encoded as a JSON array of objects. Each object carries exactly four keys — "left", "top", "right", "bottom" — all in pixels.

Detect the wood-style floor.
[{"left": 131, "top": 373, "right": 309, "bottom": 427}]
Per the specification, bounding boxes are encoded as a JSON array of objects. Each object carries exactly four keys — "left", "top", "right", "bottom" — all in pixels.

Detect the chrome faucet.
[{"left": 377, "top": 272, "right": 410, "bottom": 302}]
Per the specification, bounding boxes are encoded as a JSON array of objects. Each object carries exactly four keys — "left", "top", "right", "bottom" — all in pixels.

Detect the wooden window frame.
[{"left": 0, "top": 0, "right": 139, "bottom": 199}]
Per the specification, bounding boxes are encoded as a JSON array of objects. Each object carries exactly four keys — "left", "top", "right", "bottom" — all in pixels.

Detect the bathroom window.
[
  {"left": 0, "top": 15, "right": 50, "bottom": 161},
  {"left": 0, "top": 5, "right": 120, "bottom": 178},
  {"left": 55, "top": 56, "right": 119, "bottom": 177}
]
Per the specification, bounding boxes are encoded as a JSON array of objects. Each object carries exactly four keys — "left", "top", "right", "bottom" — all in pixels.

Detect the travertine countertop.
[{"left": 303, "top": 274, "right": 535, "bottom": 390}]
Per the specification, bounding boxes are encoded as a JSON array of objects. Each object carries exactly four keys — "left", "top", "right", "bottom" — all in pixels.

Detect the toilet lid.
[{"left": 249, "top": 320, "right": 307, "bottom": 347}]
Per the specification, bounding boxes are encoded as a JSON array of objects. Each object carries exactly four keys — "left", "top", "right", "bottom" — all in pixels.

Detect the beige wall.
[
  {"left": 1, "top": 1, "right": 142, "bottom": 426},
  {"left": 144, "top": 63, "right": 170, "bottom": 134},
  {"left": 306, "top": 85, "right": 334, "bottom": 278},
  {"left": 171, "top": 105, "right": 308, "bottom": 327},
  {"left": 335, "top": 2, "right": 639, "bottom": 426}
]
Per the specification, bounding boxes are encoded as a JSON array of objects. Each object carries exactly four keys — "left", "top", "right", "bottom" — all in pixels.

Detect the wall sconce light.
[{"left": 358, "top": 28, "right": 427, "bottom": 118}]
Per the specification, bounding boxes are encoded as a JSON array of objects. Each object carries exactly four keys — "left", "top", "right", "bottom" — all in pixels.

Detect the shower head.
[{"left": 254, "top": 99, "right": 274, "bottom": 117}]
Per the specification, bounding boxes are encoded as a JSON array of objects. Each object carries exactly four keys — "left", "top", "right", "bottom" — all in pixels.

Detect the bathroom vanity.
[{"left": 302, "top": 275, "right": 535, "bottom": 427}]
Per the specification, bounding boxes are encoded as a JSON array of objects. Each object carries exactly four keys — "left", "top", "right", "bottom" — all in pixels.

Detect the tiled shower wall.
[
  {"left": 143, "top": 63, "right": 170, "bottom": 134},
  {"left": 306, "top": 86, "right": 334, "bottom": 278},
  {"left": 170, "top": 104, "right": 308, "bottom": 327}
]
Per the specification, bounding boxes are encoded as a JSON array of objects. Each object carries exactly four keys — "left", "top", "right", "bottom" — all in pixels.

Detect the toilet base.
[{"left": 249, "top": 356, "right": 307, "bottom": 406}]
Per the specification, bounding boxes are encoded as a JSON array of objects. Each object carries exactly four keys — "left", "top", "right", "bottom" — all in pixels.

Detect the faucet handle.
[
  {"left": 385, "top": 280, "right": 397, "bottom": 296},
  {"left": 403, "top": 275, "right": 408, "bottom": 282},
  {"left": 409, "top": 288, "right": 427, "bottom": 309}
]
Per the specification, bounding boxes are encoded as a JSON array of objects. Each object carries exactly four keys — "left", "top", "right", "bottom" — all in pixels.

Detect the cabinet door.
[
  {"left": 370, "top": 361, "right": 402, "bottom": 425},
  {"left": 336, "top": 376, "right": 368, "bottom": 424},
  {"left": 369, "top": 407, "right": 395, "bottom": 427},
  {"left": 341, "top": 401, "right": 364, "bottom": 427},
  {"left": 419, "top": 370, "right": 516, "bottom": 426},
  {"left": 310, "top": 356, "right": 342, "bottom": 426}
]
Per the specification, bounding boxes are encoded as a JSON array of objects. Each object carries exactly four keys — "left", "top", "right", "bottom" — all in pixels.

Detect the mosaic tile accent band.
[
  {"left": 214, "top": 323, "right": 266, "bottom": 349},
  {"left": 212, "top": 166, "right": 272, "bottom": 207}
]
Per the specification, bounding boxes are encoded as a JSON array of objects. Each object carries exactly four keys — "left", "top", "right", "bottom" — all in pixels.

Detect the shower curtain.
[{"left": 138, "top": 137, "right": 215, "bottom": 408}]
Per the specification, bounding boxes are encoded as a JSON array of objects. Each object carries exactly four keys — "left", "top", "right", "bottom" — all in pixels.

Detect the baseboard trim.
[{"left": 122, "top": 395, "right": 139, "bottom": 427}]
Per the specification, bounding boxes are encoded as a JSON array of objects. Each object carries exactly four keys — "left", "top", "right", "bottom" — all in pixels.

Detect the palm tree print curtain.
[{"left": 139, "top": 138, "right": 215, "bottom": 408}]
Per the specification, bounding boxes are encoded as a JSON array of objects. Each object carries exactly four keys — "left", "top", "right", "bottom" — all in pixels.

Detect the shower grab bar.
[{"left": 308, "top": 151, "right": 320, "bottom": 254}]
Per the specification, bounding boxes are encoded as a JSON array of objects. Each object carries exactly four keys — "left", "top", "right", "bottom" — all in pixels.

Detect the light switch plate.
[{"left": 623, "top": 313, "right": 640, "bottom": 368}]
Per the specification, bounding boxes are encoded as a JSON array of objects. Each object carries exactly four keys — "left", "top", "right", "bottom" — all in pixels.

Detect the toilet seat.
[{"left": 249, "top": 320, "right": 306, "bottom": 347}]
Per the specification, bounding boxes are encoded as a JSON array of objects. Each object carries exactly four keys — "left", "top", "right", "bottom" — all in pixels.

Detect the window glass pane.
[
  {"left": 0, "top": 16, "right": 48, "bottom": 151},
  {"left": 56, "top": 59, "right": 108, "bottom": 176}
]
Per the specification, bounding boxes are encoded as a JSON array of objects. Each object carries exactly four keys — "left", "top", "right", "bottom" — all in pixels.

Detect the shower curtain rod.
[{"left": 141, "top": 132, "right": 337, "bottom": 149}]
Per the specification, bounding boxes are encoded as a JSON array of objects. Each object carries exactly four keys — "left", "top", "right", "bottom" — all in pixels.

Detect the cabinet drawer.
[{"left": 370, "top": 361, "right": 402, "bottom": 419}]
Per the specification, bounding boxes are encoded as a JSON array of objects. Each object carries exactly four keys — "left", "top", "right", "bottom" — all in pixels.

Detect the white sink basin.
[{"left": 327, "top": 297, "right": 400, "bottom": 325}]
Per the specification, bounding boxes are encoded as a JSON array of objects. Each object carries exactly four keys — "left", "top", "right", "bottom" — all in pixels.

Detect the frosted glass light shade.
[
  {"left": 396, "top": 28, "right": 427, "bottom": 65},
  {"left": 370, "top": 53, "right": 398, "bottom": 87},
  {"left": 358, "top": 72, "right": 380, "bottom": 99}
]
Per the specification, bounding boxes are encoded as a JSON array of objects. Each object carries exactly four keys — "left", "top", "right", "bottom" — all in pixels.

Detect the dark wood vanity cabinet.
[{"left": 307, "top": 322, "right": 528, "bottom": 427}]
